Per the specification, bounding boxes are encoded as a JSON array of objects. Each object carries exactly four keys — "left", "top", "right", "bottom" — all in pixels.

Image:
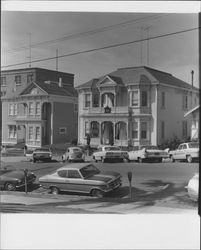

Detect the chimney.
[
  {"left": 191, "top": 70, "right": 194, "bottom": 88},
  {"left": 59, "top": 77, "right": 63, "bottom": 87}
]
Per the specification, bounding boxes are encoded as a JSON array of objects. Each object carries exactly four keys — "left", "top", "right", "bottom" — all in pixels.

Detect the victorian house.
[
  {"left": 1, "top": 68, "right": 78, "bottom": 148},
  {"left": 76, "top": 66, "right": 199, "bottom": 148}
]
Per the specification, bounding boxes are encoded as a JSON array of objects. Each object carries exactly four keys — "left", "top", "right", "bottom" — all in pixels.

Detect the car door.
[
  {"left": 66, "top": 169, "right": 87, "bottom": 193},
  {"left": 174, "top": 145, "right": 183, "bottom": 160},
  {"left": 182, "top": 144, "right": 188, "bottom": 160},
  {"left": 56, "top": 170, "right": 70, "bottom": 190}
]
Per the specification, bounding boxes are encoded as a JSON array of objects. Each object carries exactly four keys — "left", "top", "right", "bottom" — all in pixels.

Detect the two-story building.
[
  {"left": 1, "top": 68, "right": 78, "bottom": 148},
  {"left": 76, "top": 66, "right": 199, "bottom": 148}
]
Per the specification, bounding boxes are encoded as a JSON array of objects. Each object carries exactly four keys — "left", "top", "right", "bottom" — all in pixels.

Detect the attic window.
[
  {"left": 59, "top": 127, "right": 66, "bottom": 134},
  {"left": 30, "top": 87, "right": 38, "bottom": 95}
]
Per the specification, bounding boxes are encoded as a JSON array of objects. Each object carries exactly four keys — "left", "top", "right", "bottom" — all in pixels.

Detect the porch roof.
[{"left": 184, "top": 105, "right": 200, "bottom": 117}]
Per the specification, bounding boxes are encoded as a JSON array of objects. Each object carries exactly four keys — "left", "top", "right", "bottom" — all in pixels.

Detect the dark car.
[
  {"left": 32, "top": 147, "right": 52, "bottom": 163},
  {"left": 0, "top": 166, "right": 36, "bottom": 191},
  {"left": 39, "top": 163, "right": 122, "bottom": 197}
]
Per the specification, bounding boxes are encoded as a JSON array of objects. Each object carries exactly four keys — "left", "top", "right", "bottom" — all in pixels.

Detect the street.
[{"left": 0, "top": 159, "right": 199, "bottom": 213}]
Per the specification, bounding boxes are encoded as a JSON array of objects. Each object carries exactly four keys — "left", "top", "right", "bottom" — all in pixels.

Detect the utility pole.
[
  {"left": 56, "top": 49, "right": 58, "bottom": 71},
  {"left": 28, "top": 33, "right": 32, "bottom": 67},
  {"left": 144, "top": 26, "right": 152, "bottom": 66}
]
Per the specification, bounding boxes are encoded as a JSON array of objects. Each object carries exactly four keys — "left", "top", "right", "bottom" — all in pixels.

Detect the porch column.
[
  {"left": 113, "top": 122, "right": 116, "bottom": 143},
  {"left": 126, "top": 122, "right": 129, "bottom": 140}
]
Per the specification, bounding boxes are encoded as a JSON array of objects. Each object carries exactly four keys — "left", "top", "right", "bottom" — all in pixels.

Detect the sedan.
[
  {"left": 185, "top": 173, "right": 199, "bottom": 202},
  {"left": 33, "top": 147, "right": 52, "bottom": 163},
  {"left": 0, "top": 166, "right": 36, "bottom": 191},
  {"left": 39, "top": 163, "right": 122, "bottom": 197},
  {"left": 62, "top": 147, "right": 85, "bottom": 162}
]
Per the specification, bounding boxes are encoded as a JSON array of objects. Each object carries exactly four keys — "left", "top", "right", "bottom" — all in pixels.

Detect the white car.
[
  {"left": 128, "top": 145, "right": 169, "bottom": 163},
  {"left": 169, "top": 142, "right": 199, "bottom": 163},
  {"left": 62, "top": 147, "right": 85, "bottom": 162},
  {"left": 92, "top": 145, "right": 128, "bottom": 163},
  {"left": 185, "top": 173, "right": 199, "bottom": 201}
]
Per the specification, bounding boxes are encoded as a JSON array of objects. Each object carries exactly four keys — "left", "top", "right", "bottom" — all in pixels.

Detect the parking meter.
[
  {"left": 127, "top": 172, "right": 132, "bottom": 199},
  {"left": 24, "top": 169, "right": 28, "bottom": 194}
]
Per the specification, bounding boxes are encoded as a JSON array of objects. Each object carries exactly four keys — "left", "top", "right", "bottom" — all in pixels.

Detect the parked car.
[
  {"left": 92, "top": 145, "right": 129, "bottom": 163},
  {"left": 128, "top": 145, "right": 169, "bottom": 163},
  {"left": 168, "top": 142, "right": 199, "bottom": 163},
  {"left": 62, "top": 147, "right": 85, "bottom": 163},
  {"left": 185, "top": 173, "right": 199, "bottom": 201},
  {"left": 32, "top": 147, "right": 52, "bottom": 163},
  {"left": 0, "top": 166, "right": 36, "bottom": 191},
  {"left": 39, "top": 163, "right": 122, "bottom": 197}
]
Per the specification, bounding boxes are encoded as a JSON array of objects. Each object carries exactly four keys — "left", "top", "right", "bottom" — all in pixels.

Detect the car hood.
[
  {"left": 146, "top": 149, "right": 167, "bottom": 153},
  {"left": 86, "top": 171, "right": 120, "bottom": 183}
]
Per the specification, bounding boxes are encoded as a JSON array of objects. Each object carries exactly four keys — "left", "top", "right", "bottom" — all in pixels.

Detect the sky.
[{"left": 1, "top": 3, "right": 199, "bottom": 88}]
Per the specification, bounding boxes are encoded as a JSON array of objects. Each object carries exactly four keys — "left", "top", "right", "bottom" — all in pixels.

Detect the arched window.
[
  {"left": 115, "top": 122, "right": 127, "bottom": 140},
  {"left": 91, "top": 121, "right": 99, "bottom": 138}
]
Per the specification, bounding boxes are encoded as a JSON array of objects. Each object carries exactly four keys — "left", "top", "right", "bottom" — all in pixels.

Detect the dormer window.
[{"left": 27, "top": 74, "right": 34, "bottom": 84}]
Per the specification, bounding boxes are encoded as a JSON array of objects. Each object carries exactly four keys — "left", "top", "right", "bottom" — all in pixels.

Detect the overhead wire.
[
  {"left": 1, "top": 26, "right": 199, "bottom": 69},
  {"left": 2, "top": 14, "right": 168, "bottom": 54}
]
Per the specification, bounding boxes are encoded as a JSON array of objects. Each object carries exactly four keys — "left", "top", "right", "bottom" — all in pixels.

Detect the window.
[
  {"left": 59, "top": 127, "right": 66, "bottom": 134},
  {"left": 161, "top": 92, "right": 165, "bottom": 108},
  {"left": 36, "top": 102, "right": 41, "bottom": 115},
  {"left": 58, "top": 170, "right": 67, "bottom": 178},
  {"left": 29, "top": 102, "right": 34, "bottom": 115},
  {"left": 161, "top": 121, "right": 165, "bottom": 139},
  {"left": 15, "top": 75, "right": 21, "bottom": 85},
  {"left": 85, "top": 93, "right": 91, "bottom": 108},
  {"left": 28, "top": 126, "right": 34, "bottom": 140},
  {"left": 36, "top": 127, "right": 40, "bottom": 141},
  {"left": 14, "top": 104, "right": 18, "bottom": 115},
  {"left": 85, "top": 121, "right": 90, "bottom": 136},
  {"left": 67, "top": 170, "right": 81, "bottom": 179},
  {"left": 9, "top": 104, "right": 14, "bottom": 116},
  {"left": 141, "top": 91, "right": 148, "bottom": 107},
  {"left": 132, "top": 121, "right": 138, "bottom": 139},
  {"left": 27, "top": 74, "right": 34, "bottom": 84},
  {"left": 131, "top": 90, "right": 139, "bottom": 106},
  {"left": 141, "top": 122, "right": 147, "bottom": 139},
  {"left": 92, "top": 93, "right": 99, "bottom": 107},
  {"left": 91, "top": 122, "right": 99, "bottom": 138},
  {"left": 8, "top": 125, "right": 16, "bottom": 139},
  {"left": 1, "top": 77, "right": 6, "bottom": 86},
  {"left": 182, "top": 121, "right": 187, "bottom": 138},
  {"left": 1, "top": 91, "right": 6, "bottom": 96}
]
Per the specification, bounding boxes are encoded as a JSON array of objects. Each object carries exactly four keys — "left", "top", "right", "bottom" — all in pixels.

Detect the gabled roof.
[
  {"left": 76, "top": 66, "right": 199, "bottom": 91},
  {"left": 76, "top": 78, "right": 99, "bottom": 89},
  {"left": 184, "top": 105, "right": 200, "bottom": 117},
  {"left": 19, "top": 81, "right": 77, "bottom": 97}
]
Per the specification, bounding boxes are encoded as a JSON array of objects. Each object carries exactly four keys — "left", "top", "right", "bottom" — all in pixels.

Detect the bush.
[
  {"left": 159, "top": 136, "right": 183, "bottom": 150},
  {"left": 71, "top": 138, "right": 78, "bottom": 146}
]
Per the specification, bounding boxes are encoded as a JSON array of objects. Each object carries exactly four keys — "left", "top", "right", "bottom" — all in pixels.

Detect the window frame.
[
  {"left": 84, "top": 93, "right": 91, "bottom": 108},
  {"left": 35, "top": 126, "right": 40, "bottom": 141},
  {"left": 1, "top": 77, "right": 6, "bottom": 86},
  {"left": 29, "top": 102, "right": 34, "bottom": 115},
  {"left": 59, "top": 127, "right": 67, "bottom": 134},
  {"left": 141, "top": 90, "right": 148, "bottom": 107},
  {"left": 8, "top": 125, "right": 17, "bottom": 139},
  {"left": 28, "top": 126, "right": 34, "bottom": 141},
  {"left": 131, "top": 90, "right": 139, "bottom": 107},
  {"left": 15, "top": 75, "right": 21, "bottom": 86},
  {"left": 132, "top": 121, "right": 139, "bottom": 139},
  {"left": 161, "top": 92, "right": 165, "bottom": 109},
  {"left": 141, "top": 121, "right": 148, "bottom": 139},
  {"left": 27, "top": 74, "right": 34, "bottom": 84}
]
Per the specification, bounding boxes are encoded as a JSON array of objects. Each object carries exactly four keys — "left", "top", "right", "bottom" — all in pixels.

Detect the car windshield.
[
  {"left": 80, "top": 165, "right": 100, "bottom": 178},
  {"left": 188, "top": 143, "right": 199, "bottom": 148},
  {"left": 35, "top": 148, "right": 50, "bottom": 152},
  {"left": 73, "top": 148, "right": 81, "bottom": 152},
  {"left": 105, "top": 147, "right": 120, "bottom": 151},
  {"left": 141, "top": 146, "right": 159, "bottom": 150}
]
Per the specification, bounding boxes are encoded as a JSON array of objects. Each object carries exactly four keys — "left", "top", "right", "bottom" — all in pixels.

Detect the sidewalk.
[{"left": 0, "top": 191, "right": 197, "bottom": 214}]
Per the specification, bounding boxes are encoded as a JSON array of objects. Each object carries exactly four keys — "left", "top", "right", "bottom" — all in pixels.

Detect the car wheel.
[
  {"left": 5, "top": 182, "right": 16, "bottom": 191},
  {"left": 138, "top": 157, "right": 143, "bottom": 163},
  {"left": 51, "top": 186, "right": 60, "bottom": 195},
  {"left": 170, "top": 155, "right": 175, "bottom": 162},
  {"left": 91, "top": 189, "right": 104, "bottom": 198},
  {"left": 186, "top": 155, "right": 193, "bottom": 163}
]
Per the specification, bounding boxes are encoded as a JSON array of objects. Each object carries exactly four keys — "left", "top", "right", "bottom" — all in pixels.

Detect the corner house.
[{"left": 76, "top": 66, "right": 199, "bottom": 148}]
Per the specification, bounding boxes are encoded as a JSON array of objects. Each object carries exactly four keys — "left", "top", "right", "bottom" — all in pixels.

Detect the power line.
[
  {"left": 2, "top": 14, "right": 168, "bottom": 54},
  {"left": 1, "top": 26, "right": 199, "bottom": 69}
]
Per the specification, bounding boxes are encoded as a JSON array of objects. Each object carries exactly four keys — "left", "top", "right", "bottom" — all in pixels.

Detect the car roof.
[{"left": 58, "top": 163, "right": 93, "bottom": 171}]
